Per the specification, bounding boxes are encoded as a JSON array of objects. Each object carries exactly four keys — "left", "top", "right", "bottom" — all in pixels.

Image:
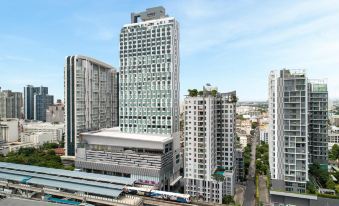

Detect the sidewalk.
[{"left": 259, "top": 175, "right": 270, "bottom": 205}]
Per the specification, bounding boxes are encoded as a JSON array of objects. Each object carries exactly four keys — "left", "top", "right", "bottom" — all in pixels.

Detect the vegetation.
[
  {"left": 230, "top": 94, "right": 238, "bottom": 103},
  {"left": 0, "top": 143, "right": 73, "bottom": 170},
  {"left": 309, "top": 163, "right": 330, "bottom": 187},
  {"left": 212, "top": 173, "right": 225, "bottom": 182},
  {"left": 251, "top": 122, "right": 258, "bottom": 129},
  {"left": 222, "top": 195, "right": 235, "bottom": 205},
  {"left": 255, "top": 175, "right": 260, "bottom": 203},
  {"left": 329, "top": 144, "right": 339, "bottom": 161},
  {"left": 211, "top": 89, "right": 217, "bottom": 97},
  {"left": 306, "top": 181, "right": 317, "bottom": 194},
  {"left": 256, "top": 143, "right": 269, "bottom": 175},
  {"left": 188, "top": 89, "right": 198, "bottom": 97}
]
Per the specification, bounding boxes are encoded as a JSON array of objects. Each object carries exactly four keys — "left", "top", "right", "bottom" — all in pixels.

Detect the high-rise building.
[
  {"left": 0, "top": 88, "right": 22, "bottom": 119},
  {"left": 119, "top": 6, "right": 179, "bottom": 136},
  {"left": 74, "top": 7, "right": 181, "bottom": 190},
  {"left": 268, "top": 69, "right": 328, "bottom": 193},
  {"left": 119, "top": 6, "right": 181, "bottom": 177},
  {"left": 64, "top": 55, "right": 119, "bottom": 156},
  {"left": 24, "top": 85, "right": 53, "bottom": 121},
  {"left": 184, "top": 85, "right": 237, "bottom": 203}
]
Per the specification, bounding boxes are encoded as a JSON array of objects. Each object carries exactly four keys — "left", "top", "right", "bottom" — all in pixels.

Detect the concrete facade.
[
  {"left": 76, "top": 127, "right": 174, "bottom": 190},
  {"left": 0, "top": 89, "right": 22, "bottom": 119},
  {"left": 183, "top": 85, "right": 236, "bottom": 203},
  {"left": 268, "top": 69, "right": 328, "bottom": 193},
  {"left": 64, "top": 55, "right": 119, "bottom": 156}
]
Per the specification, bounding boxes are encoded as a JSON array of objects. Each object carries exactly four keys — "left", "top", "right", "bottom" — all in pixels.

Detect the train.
[{"left": 123, "top": 186, "right": 192, "bottom": 203}]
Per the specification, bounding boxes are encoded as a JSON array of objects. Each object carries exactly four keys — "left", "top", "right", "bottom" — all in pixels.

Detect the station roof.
[
  {"left": 0, "top": 162, "right": 140, "bottom": 198},
  {"left": 0, "top": 162, "right": 135, "bottom": 185}
]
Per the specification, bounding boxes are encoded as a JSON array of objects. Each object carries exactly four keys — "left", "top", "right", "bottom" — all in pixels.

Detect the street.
[{"left": 243, "top": 128, "right": 258, "bottom": 206}]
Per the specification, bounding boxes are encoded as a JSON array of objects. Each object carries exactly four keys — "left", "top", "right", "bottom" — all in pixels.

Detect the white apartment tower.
[
  {"left": 64, "top": 55, "right": 119, "bottom": 156},
  {"left": 184, "top": 85, "right": 236, "bottom": 203},
  {"left": 119, "top": 7, "right": 181, "bottom": 178},
  {"left": 268, "top": 69, "right": 328, "bottom": 193}
]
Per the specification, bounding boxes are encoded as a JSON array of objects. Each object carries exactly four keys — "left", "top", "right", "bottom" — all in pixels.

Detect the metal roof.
[
  {"left": 0, "top": 168, "right": 124, "bottom": 190},
  {"left": 0, "top": 171, "right": 27, "bottom": 182},
  {"left": 27, "top": 177, "right": 122, "bottom": 197},
  {"left": 0, "top": 162, "right": 134, "bottom": 185}
]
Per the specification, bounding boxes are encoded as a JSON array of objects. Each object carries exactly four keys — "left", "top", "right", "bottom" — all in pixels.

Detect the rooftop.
[{"left": 80, "top": 128, "right": 173, "bottom": 150}]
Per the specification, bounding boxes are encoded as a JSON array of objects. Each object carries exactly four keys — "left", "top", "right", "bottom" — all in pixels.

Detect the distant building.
[
  {"left": 0, "top": 118, "right": 19, "bottom": 143},
  {"left": 22, "top": 121, "right": 64, "bottom": 142},
  {"left": 0, "top": 88, "right": 23, "bottom": 119},
  {"left": 328, "top": 126, "right": 339, "bottom": 150},
  {"left": 184, "top": 85, "right": 236, "bottom": 203},
  {"left": 24, "top": 85, "right": 54, "bottom": 121},
  {"left": 64, "top": 55, "right": 119, "bottom": 156},
  {"left": 259, "top": 124, "right": 269, "bottom": 143},
  {"left": 239, "top": 135, "right": 248, "bottom": 148},
  {"left": 268, "top": 69, "right": 328, "bottom": 193},
  {"left": 0, "top": 141, "right": 35, "bottom": 155},
  {"left": 46, "top": 99, "right": 64, "bottom": 123},
  {"left": 21, "top": 132, "right": 55, "bottom": 146}
]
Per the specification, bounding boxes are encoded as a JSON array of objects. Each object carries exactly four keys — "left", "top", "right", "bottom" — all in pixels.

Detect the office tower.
[
  {"left": 184, "top": 85, "right": 237, "bottom": 203},
  {"left": 119, "top": 6, "right": 179, "bottom": 135},
  {"left": 34, "top": 93, "right": 54, "bottom": 121},
  {"left": 64, "top": 55, "right": 118, "bottom": 156},
  {"left": 0, "top": 88, "right": 23, "bottom": 119},
  {"left": 46, "top": 99, "right": 64, "bottom": 123},
  {"left": 268, "top": 69, "right": 328, "bottom": 193},
  {"left": 24, "top": 85, "right": 53, "bottom": 121},
  {"left": 120, "top": 6, "right": 181, "bottom": 178}
]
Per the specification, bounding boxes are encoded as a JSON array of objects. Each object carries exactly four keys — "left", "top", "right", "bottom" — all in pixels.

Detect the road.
[{"left": 243, "top": 128, "right": 258, "bottom": 206}]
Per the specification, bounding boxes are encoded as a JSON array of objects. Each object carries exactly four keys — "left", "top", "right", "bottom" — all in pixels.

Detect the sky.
[{"left": 1, "top": 0, "right": 339, "bottom": 101}]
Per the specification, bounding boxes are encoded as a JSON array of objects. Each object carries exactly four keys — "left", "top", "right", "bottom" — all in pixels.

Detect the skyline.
[{"left": 1, "top": 0, "right": 339, "bottom": 101}]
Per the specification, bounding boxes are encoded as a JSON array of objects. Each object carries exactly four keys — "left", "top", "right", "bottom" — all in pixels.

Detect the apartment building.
[
  {"left": 64, "top": 55, "right": 119, "bottom": 156},
  {"left": 184, "top": 85, "right": 236, "bottom": 203},
  {"left": 268, "top": 69, "right": 328, "bottom": 193}
]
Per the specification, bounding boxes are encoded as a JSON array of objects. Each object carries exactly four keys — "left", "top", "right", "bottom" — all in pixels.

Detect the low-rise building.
[
  {"left": 21, "top": 132, "right": 55, "bottom": 146},
  {"left": 22, "top": 121, "right": 64, "bottom": 142},
  {"left": 0, "top": 141, "right": 35, "bottom": 155},
  {"left": 75, "top": 127, "right": 175, "bottom": 191}
]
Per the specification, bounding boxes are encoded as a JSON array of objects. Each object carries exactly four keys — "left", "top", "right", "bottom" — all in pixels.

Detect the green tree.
[
  {"left": 222, "top": 195, "right": 234, "bottom": 204},
  {"left": 306, "top": 181, "right": 316, "bottom": 194},
  {"left": 212, "top": 173, "right": 225, "bottom": 182},
  {"left": 326, "top": 178, "right": 336, "bottom": 190},
  {"left": 211, "top": 89, "right": 217, "bottom": 97}
]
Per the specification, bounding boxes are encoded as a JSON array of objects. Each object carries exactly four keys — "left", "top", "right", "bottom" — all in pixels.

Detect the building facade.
[
  {"left": 46, "top": 100, "right": 65, "bottom": 123},
  {"left": 64, "top": 55, "right": 119, "bottom": 156},
  {"left": 268, "top": 69, "right": 328, "bottom": 193},
  {"left": 76, "top": 128, "right": 174, "bottom": 190},
  {"left": 184, "top": 85, "right": 236, "bottom": 203},
  {"left": 119, "top": 7, "right": 181, "bottom": 180},
  {"left": 24, "top": 85, "right": 53, "bottom": 121},
  {"left": 0, "top": 118, "right": 19, "bottom": 143},
  {"left": 0, "top": 89, "right": 22, "bottom": 119}
]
